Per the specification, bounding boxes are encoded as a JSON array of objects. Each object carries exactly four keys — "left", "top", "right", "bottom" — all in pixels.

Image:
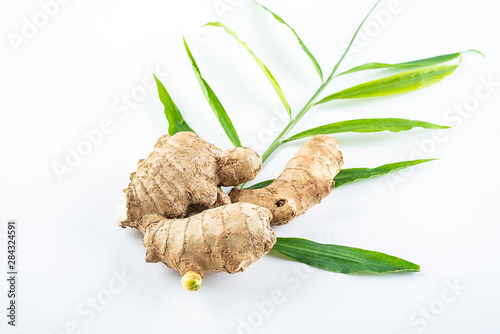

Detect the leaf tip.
[
  {"left": 414, "top": 158, "right": 439, "bottom": 165},
  {"left": 466, "top": 49, "right": 486, "bottom": 58},
  {"left": 202, "top": 22, "right": 219, "bottom": 30}
]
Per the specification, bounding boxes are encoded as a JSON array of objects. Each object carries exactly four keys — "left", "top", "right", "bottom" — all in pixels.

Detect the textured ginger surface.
[
  {"left": 230, "top": 135, "right": 343, "bottom": 225},
  {"left": 142, "top": 203, "right": 276, "bottom": 277},
  {"left": 118, "top": 132, "right": 261, "bottom": 230}
]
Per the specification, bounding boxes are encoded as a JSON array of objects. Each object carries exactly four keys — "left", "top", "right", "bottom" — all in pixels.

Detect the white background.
[{"left": 1, "top": 0, "right": 500, "bottom": 333}]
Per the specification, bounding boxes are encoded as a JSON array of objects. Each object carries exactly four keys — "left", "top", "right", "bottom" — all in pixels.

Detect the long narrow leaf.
[
  {"left": 327, "top": 0, "right": 382, "bottom": 79},
  {"left": 272, "top": 237, "right": 420, "bottom": 274},
  {"left": 285, "top": 118, "right": 449, "bottom": 142},
  {"left": 335, "top": 50, "right": 481, "bottom": 77},
  {"left": 246, "top": 179, "right": 274, "bottom": 189},
  {"left": 251, "top": 0, "right": 323, "bottom": 81},
  {"left": 245, "top": 159, "right": 435, "bottom": 190},
  {"left": 183, "top": 37, "right": 242, "bottom": 147},
  {"left": 204, "top": 22, "right": 291, "bottom": 119},
  {"left": 335, "top": 159, "right": 436, "bottom": 187},
  {"left": 317, "top": 65, "right": 458, "bottom": 103},
  {"left": 153, "top": 74, "right": 196, "bottom": 136}
]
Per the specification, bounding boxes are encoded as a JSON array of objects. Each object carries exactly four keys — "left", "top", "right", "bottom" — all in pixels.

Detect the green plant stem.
[
  {"left": 261, "top": 80, "right": 328, "bottom": 162},
  {"left": 261, "top": 0, "right": 381, "bottom": 163},
  {"left": 262, "top": 37, "right": 358, "bottom": 162}
]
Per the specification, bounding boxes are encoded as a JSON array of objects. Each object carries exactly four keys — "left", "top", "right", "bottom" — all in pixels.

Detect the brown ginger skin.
[
  {"left": 230, "top": 135, "right": 343, "bottom": 225},
  {"left": 141, "top": 203, "right": 276, "bottom": 290},
  {"left": 118, "top": 132, "right": 262, "bottom": 230}
]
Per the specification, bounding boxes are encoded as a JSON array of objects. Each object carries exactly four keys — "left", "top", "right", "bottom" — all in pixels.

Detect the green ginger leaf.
[
  {"left": 251, "top": 0, "right": 323, "bottom": 81},
  {"left": 317, "top": 65, "right": 458, "bottom": 103},
  {"left": 183, "top": 37, "right": 242, "bottom": 147},
  {"left": 327, "top": 0, "right": 382, "bottom": 79},
  {"left": 336, "top": 50, "right": 482, "bottom": 77},
  {"left": 245, "top": 179, "right": 274, "bottom": 189},
  {"left": 204, "top": 22, "right": 292, "bottom": 119},
  {"left": 245, "top": 159, "right": 435, "bottom": 189},
  {"left": 153, "top": 74, "right": 196, "bottom": 136},
  {"left": 334, "top": 159, "right": 436, "bottom": 187},
  {"left": 285, "top": 118, "right": 449, "bottom": 142},
  {"left": 273, "top": 237, "right": 420, "bottom": 274}
]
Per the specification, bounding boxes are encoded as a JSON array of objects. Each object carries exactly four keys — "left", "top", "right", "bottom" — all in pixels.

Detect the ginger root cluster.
[{"left": 116, "top": 132, "right": 343, "bottom": 291}]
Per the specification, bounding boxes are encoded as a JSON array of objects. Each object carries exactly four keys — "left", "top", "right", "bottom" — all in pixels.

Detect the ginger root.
[
  {"left": 230, "top": 135, "right": 343, "bottom": 225},
  {"left": 117, "top": 132, "right": 262, "bottom": 230},
  {"left": 141, "top": 203, "right": 276, "bottom": 291}
]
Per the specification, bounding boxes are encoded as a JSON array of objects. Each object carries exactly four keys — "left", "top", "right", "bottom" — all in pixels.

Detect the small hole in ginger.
[{"left": 275, "top": 199, "right": 286, "bottom": 207}]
